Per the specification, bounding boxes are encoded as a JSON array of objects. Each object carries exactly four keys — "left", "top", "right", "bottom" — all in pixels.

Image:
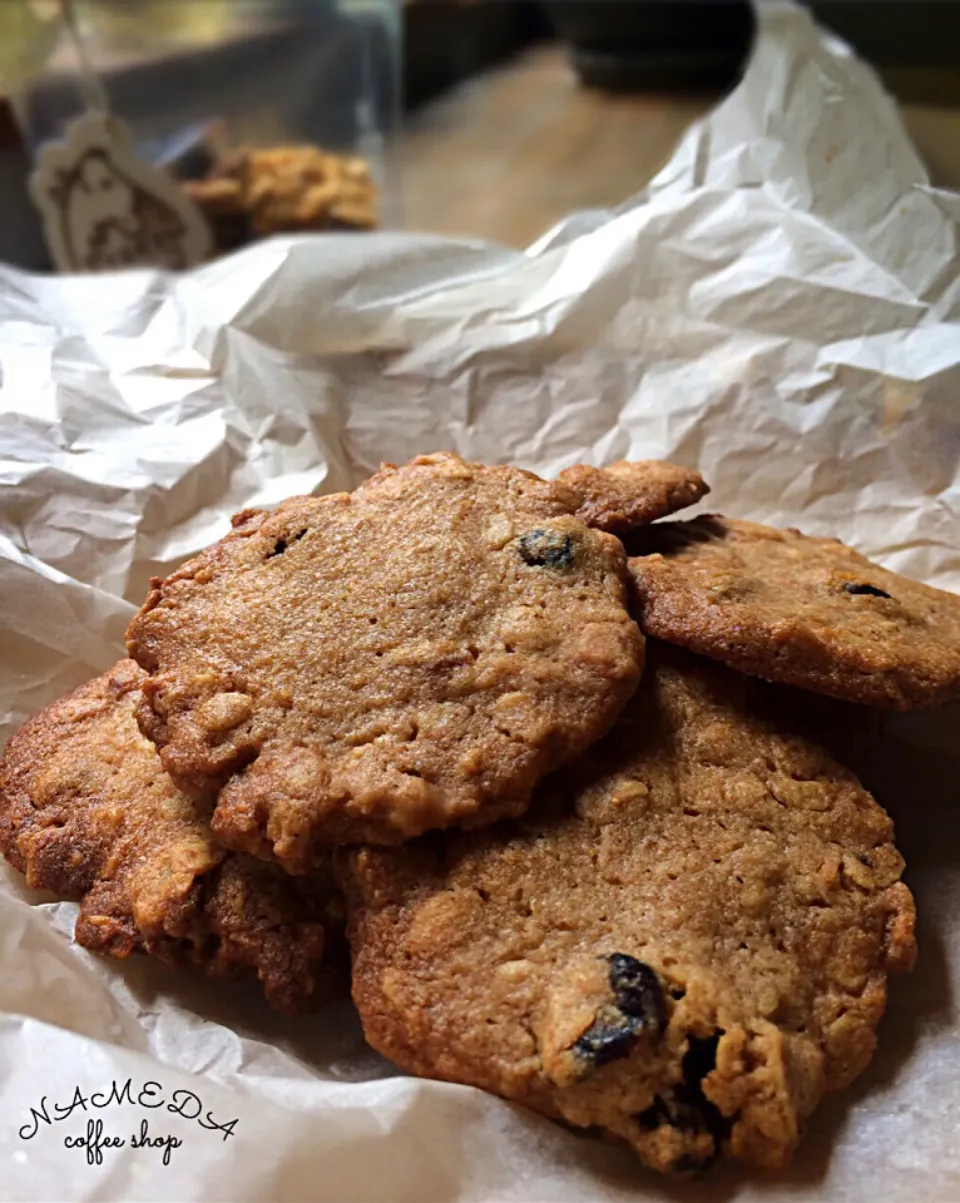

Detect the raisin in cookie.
[
  {"left": 0, "top": 661, "right": 342, "bottom": 1013},
  {"left": 128, "top": 453, "right": 643, "bottom": 870},
  {"left": 627, "top": 515, "right": 960, "bottom": 708},
  {"left": 558, "top": 460, "right": 708, "bottom": 534},
  {"left": 343, "top": 644, "right": 915, "bottom": 1175}
]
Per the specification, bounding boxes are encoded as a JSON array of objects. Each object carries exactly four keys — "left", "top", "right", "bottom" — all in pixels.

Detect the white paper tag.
[{"left": 29, "top": 110, "right": 211, "bottom": 273}]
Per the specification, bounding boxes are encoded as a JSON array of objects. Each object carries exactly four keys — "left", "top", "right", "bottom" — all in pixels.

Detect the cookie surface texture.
[
  {"left": 128, "top": 453, "right": 643, "bottom": 869},
  {"left": 0, "top": 661, "right": 341, "bottom": 1013},
  {"left": 343, "top": 644, "right": 916, "bottom": 1175},
  {"left": 628, "top": 515, "right": 960, "bottom": 708},
  {"left": 559, "top": 460, "right": 708, "bottom": 533}
]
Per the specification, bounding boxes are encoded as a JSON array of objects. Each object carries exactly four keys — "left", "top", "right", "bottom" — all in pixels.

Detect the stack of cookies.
[{"left": 4, "top": 451, "right": 958, "bottom": 1177}]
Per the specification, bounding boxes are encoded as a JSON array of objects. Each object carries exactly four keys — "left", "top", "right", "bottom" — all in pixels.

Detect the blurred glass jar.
[{"left": 8, "top": 0, "right": 401, "bottom": 266}]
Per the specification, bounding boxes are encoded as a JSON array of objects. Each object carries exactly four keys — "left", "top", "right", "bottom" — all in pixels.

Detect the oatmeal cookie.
[
  {"left": 627, "top": 515, "right": 960, "bottom": 708},
  {"left": 558, "top": 460, "right": 708, "bottom": 533},
  {"left": 128, "top": 453, "right": 643, "bottom": 869},
  {"left": 184, "top": 144, "right": 377, "bottom": 250},
  {"left": 343, "top": 644, "right": 915, "bottom": 1175},
  {"left": 0, "top": 661, "right": 342, "bottom": 1013}
]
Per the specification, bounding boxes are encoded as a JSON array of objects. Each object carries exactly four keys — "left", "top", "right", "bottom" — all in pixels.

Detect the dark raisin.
[
  {"left": 571, "top": 956, "right": 665, "bottom": 1071},
  {"left": 573, "top": 1021, "right": 637, "bottom": 1067},
  {"left": 607, "top": 953, "right": 666, "bottom": 1032},
  {"left": 518, "top": 528, "right": 575, "bottom": 569},
  {"left": 842, "top": 582, "right": 892, "bottom": 599}
]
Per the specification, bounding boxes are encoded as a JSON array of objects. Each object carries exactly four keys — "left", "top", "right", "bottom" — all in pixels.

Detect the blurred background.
[{"left": 1, "top": 0, "right": 959, "bottom": 269}]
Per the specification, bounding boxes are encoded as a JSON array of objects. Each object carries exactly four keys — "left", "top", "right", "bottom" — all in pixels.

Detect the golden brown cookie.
[
  {"left": 343, "top": 644, "right": 915, "bottom": 1176},
  {"left": 558, "top": 460, "right": 708, "bottom": 533},
  {"left": 184, "top": 144, "right": 377, "bottom": 251},
  {"left": 627, "top": 515, "right": 960, "bottom": 708},
  {"left": 128, "top": 453, "right": 644, "bottom": 870},
  {"left": 0, "top": 661, "right": 342, "bottom": 1013}
]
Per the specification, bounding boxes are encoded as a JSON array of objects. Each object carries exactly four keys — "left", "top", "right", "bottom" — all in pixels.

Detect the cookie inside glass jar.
[{"left": 182, "top": 143, "right": 379, "bottom": 254}]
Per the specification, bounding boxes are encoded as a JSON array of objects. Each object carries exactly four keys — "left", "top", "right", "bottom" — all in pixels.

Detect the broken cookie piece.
[
  {"left": 558, "top": 460, "right": 709, "bottom": 534},
  {"left": 342, "top": 643, "right": 915, "bottom": 1175},
  {"left": 0, "top": 660, "right": 342, "bottom": 1013}
]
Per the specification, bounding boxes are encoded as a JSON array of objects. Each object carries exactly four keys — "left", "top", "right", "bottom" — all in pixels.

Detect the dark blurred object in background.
[
  {"left": 405, "top": 1, "right": 548, "bottom": 109},
  {"left": 808, "top": 2, "right": 960, "bottom": 105},
  {"left": 543, "top": 0, "right": 755, "bottom": 92}
]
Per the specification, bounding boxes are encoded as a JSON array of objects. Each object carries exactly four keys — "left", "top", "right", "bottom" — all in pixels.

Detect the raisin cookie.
[
  {"left": 627, "top": 515, "right": 960, "bottom": 708},
  {"left": 558, "top": 460, "right": 708, "bottom": 534},
  {"left": 343, "top": 644, "right": 915, "bottom": 1175},
  {"left": 0, "top": 661, "right": 342, "bottom": 1013},
  {"left": 128, "top": 453, "right": 643, "bottom": 870}
]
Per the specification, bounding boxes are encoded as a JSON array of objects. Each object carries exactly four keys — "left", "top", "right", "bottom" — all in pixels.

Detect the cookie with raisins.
[
  {"left": 627, "top": 515, "right": 960, "bottom": 708},
  {"left": 342, "top": 644, "right": 915, "bottom": 1175},
  {"left": 128, "top": 453, "right": 643, "bottom": 870}
]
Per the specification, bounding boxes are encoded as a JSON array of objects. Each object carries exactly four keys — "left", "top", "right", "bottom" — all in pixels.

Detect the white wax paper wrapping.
[{"left": 1, "top": 3, "right": 959, "bottom": 1200}]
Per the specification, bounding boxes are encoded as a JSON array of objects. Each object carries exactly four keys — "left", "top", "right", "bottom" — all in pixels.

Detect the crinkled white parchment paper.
[{"left": 1, "top": 4, "right": 959, "bottom": 1200}]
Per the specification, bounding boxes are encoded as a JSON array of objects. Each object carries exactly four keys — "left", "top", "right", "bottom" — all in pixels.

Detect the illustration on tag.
[{"left": 30, "top": 110, "right": 211, "bottom": 272}]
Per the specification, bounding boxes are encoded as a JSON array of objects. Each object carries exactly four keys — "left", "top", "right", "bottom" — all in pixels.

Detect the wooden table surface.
[{"left": 399, "top": 44, "right": 960, "bottom": 250}]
